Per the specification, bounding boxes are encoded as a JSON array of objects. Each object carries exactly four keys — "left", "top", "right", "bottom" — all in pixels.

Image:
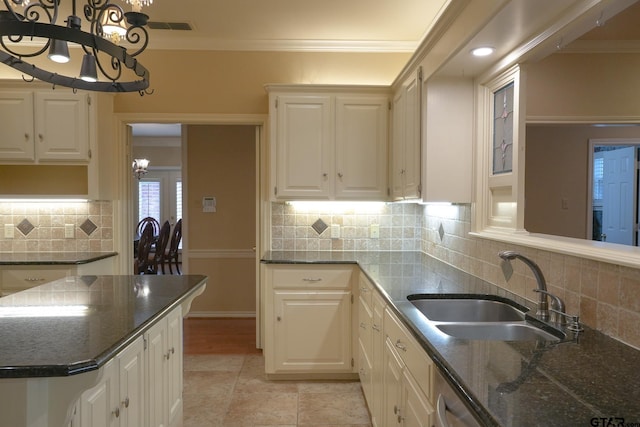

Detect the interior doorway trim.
[{"left": 114, "top": 112, "right": 269, "bottom": 348}]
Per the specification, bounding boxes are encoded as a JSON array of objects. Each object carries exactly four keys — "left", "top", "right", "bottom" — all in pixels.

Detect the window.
[{"left": 135, "top": 169, "right": 182, "bottom": 227}]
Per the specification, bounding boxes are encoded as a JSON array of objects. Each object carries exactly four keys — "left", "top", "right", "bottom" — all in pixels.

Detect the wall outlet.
[
  {"left": 65, "top": 224, "right": 75, "bottom": 239},
  {"left": 330, "top": 224, "right": 341, "bottom": 239},
  {"left": 370, "top": 224, "right": 380, "bottom": 239},
  {"left": 4, "top": 224, "right": 14, "bottom": 239}
]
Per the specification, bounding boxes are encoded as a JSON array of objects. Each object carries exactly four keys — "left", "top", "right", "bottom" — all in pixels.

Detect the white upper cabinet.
[
  {"left": 268, "top": 86, "right": 390, "bottom": 201},
  {"left": 391, "top": 68, "right": 421, "bottom": 201},
  {"left": 0, "top": 91, "right": 34, "bottom": 160},
  {"left": 35, "top": 91, "right": 90, "bottom": 162},
  {"left": 0, "top": 90, "right": 91, "bottom": 163},
  {"left": 334, "top": 96, "right": 388, "bottom": 200},
  {"left": 423, "top": 75, "right": 473, "bottom": 203},
  {"left": 273, "top": 94, "right": 333, "bottom": 199}
]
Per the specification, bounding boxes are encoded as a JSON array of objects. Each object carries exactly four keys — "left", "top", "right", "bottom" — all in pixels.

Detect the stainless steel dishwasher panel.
[{"left": 433, "top": 369, "right": 481, "bottom": 427}]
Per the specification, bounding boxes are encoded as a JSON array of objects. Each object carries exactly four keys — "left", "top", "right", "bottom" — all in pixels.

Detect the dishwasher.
[{"left": 433, "top": 368, "right": 482, "bottom": 427}]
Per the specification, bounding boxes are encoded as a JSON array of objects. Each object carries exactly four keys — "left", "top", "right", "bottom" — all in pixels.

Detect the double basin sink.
[{"left": 408, "top": 295, "right": 564, "bottom": 342}]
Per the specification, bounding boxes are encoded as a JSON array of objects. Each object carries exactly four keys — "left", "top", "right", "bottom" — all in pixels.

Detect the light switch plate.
[
  {"left": 370, "top": 224, "right": 380, "bottom": 239},
  {"left": 65, "top": 224, "right": 75, "bottom": 238},
  {"left": 4, "top": 224, "right": 14, "bottom": 239},
  {"left": 330, "top": 224, "right": 340, "bottom": 239}
]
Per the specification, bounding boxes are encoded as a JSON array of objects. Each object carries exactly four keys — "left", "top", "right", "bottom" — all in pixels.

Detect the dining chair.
[
  {"left": 164, "top": 218, "right": 182, "bottom": 274},
  {"left": 136, "top": 216, "right": 160, "bottom": 237},
  {"left": 134, "top": 222, "right": 154, "bottom": 274},
  {"left": 150, "top": 220, "right": 171, "bottom": 274}
]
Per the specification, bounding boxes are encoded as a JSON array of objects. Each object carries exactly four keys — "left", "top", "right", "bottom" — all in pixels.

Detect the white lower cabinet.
[
  {"left": 359, "top": 272, "right": 434, "bottom": 427},
  {"left": 358, "top": 273, "right": 385, "bottom": 427},
  {"left": 80, "top": 336, "right": 144, "bottom": 427},
  {"left": 77, "top": 305, "right": 183, "bottom": 427},
  {"left": 264, "top": 264, "right": 356, "bottom": 376},
  {"left": 147, "top": 306, "right": 183, "bottom": 427}
]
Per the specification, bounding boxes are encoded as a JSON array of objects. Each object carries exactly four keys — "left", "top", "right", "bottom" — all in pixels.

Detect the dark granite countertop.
[
  {"left": 0, "top": 252, "right": 117, "bottom": 265},
  {"left": 0, "top": 274, "right": 207, "bottom": 378},
  {"left": 262, "top": 251, "right": 640, "bottom": 427}
]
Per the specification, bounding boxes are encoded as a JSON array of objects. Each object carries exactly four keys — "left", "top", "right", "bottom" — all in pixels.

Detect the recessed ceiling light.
[{"left": 471, "top": 47, "right": 495, "bottom": 57}]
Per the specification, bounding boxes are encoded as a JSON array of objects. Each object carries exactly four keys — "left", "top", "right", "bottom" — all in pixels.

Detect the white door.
[{"left": 602, "top": 146, "right": 637, "bottom": 245}]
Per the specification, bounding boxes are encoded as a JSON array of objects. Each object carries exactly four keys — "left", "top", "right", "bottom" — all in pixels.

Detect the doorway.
[{"left": 589, "top": 139, "right": 640, "bottom": 246}]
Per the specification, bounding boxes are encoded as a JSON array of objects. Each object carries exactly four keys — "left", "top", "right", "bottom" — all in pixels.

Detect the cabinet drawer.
[
  {"left": 384, "top": 307, "right": 433, "bottom": 399},
  {"left": 271, "top": 265, "right": 353, "bottom": 289},
  {"left": 358, "top": 273, "right": 374, "bottom": 309},
  {"left": 1, "top": 267, "right": 70, "bottom": 295}
]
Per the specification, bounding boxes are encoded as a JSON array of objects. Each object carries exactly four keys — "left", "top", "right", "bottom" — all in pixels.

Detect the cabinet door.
[
  {"left": 80, "top": 360, "right": 118, "bottom": 427},
  {"left": 391, "top": 90, "right": 405, "bottom": 200},
  {"left": 0, "top": 91, "right": 34, "bottom": 161},
  {"left": 35, "top": 92, "right": 89, "bottom": 162},
  {"left": 402, "top": 369, "right": 433, "bottom": 427},
  {"left": 166, "top": 307, "right": 183, "bottom": 427},
  {"left": 335, "top": 96, "right": 388, "bottom": 200},
  {"left": 383, "top": 338, "right": 404, "bottom": 427},
  {"left": 370, "top": 292, "right": 385, "bottom": 427},
  {"left": 118, "top": 337, "right": 145, "bottom": 427},
  {"left": 147, "top": 319, "right": 168, "bottom": 427},
  {"left": 274, "top": 95, "right": 333, "bottom": 199},
  {"left": 358, "top": 296, "right": 373, "bottom": 402},
  {"left": 273, "top": 290, "right": 352, "bottom": 372},
  {"left": 391, "top": 69, "right": 422, "bottom": 200},
  {"left": 403, "top": 72, "right": 421, "bottom": 200}
]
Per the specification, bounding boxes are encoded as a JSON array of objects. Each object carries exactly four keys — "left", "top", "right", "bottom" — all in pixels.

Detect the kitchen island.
[
  {"left": 262, "top": 251, "right": 640, "bottom": 427},
  {"left": 0, "top": 274, "right": 207, "bottom": 427}
]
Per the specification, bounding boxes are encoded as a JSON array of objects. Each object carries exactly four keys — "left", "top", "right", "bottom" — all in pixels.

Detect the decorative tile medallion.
[
  {"left": 438, "top": 223, "right": 445, "bottom": 241},
  {"left": 17, "top": 218, "right": 35, "bottom": 236},
  {"left": 80, "top": 219, "right": 98, "bottom": 236},
  {"left": 311, "top": 218, "right": 328, "bottom": 235}
]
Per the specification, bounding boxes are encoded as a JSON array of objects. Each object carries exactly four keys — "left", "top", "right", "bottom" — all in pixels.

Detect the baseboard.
[{"left": 185, "top": 311, "right": 256, "bottom": 318}]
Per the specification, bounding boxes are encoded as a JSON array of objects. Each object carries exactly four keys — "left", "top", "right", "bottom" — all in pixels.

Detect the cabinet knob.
[
  {"left": 24, "top": 133, "right": 29, "bottom": 141},
  {"left": 302, "top": 278, "right": 322, "bottom": 282},
  {"left": 372, "top": 324, "right": 381, "bottom": 332},
  {"left": 338, "top": 173, "right": 343, "bottom": 178},
  {"left": 113, "top": 407, "right": 120, "bottom": 418},
  {"left": 277, "top": 316, "right": 281, "bottom": 321},
  {"left": 122, "top": 397, "right": 130, "bottom": 408},
  {"left": 322, "top": 173, "right": 328, "bottom": 178},
  {"left": 38, "top": 133, "right": 43, "bottom": 141},
  {"left": 359, "top": 322, "right": 367, "bottom": 330},
  {"left": 394, "top": 405, "right": 399, "bottom": 414}
]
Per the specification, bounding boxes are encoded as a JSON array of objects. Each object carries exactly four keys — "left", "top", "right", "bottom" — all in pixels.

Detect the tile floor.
[{"left": 182, "top": 319, "right": 372, "bottom": 427}]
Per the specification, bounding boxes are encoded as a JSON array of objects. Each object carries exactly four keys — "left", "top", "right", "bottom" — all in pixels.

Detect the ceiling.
[
  {"left": 142, "top": 0, "right": 449, "bottom": 53},
  {"left": 132, "top": 0, "right": 640, "bottom": 138}
]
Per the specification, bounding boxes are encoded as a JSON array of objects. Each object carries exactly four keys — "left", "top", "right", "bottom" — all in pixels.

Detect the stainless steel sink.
[
  {"left": 408, "top": 295, "right": 564, "bottom": 342},
  {"left": 435, "top": 323, "right": 562, "bottom": 341},
  {"left": 409, "top": 297, "right": 526, "bottom": 322}
]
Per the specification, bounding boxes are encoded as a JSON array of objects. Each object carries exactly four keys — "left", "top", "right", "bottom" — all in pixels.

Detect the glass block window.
[{"left": 493, "top": 82, "right": 514, "bottom": 174}]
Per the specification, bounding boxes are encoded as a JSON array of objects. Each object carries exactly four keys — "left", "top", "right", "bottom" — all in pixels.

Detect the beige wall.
[
  {"left": 526, "top": 52, "right": 640, "bottom": 118},
  {"left": 185, "top": 125, "right": 256, "bottom": 315},
  {"left": 113, "top": 50, "right": 410, "bottom": 114},
  {"left": 525, "top": 125, "right": 640, "bottom": 239}
]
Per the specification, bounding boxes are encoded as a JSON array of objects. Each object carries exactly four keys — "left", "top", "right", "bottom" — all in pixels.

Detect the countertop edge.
[
  {"left": 0, "top": 274, "right": 208, "bottom": 379},
  {"left": 0, "top": 252, "right": 118, "bottom": 265}
]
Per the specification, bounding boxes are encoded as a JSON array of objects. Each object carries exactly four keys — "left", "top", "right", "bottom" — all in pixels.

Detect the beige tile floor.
[{"left": 183, "top": 353, "right": 372, "bottom": 427}]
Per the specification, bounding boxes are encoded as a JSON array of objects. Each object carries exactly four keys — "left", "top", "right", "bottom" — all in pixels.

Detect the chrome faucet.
[{"left": 498, "top": 251, "right": 550, "bottom": 320}]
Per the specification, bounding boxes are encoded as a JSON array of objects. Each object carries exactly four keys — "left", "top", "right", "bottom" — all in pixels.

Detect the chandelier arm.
[{"left": 0, "top": 20, "right": 149, "bottom": 92}]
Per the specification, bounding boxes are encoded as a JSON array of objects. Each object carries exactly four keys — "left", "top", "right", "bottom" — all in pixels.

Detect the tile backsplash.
[
  {"left": 271, "top": 201, "right": 640, "bottom": 349},
  {"left": 0, "top": 201, "right": 113, "bottom": 252}
]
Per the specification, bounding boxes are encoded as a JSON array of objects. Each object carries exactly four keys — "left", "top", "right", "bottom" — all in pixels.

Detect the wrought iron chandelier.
[{"left": 0, "top": 0, "right": 153, "bottom": 94}]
